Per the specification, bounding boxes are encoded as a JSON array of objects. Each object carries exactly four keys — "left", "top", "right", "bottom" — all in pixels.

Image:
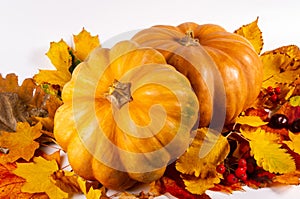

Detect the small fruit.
[
  {"left": 216, "top": 164, "right": 226, "bottom": 174},
  {"left": 290, "top": 119, "right": 300, "bottom": 133},
  {"left": 274, "top": 87, "right": 281, "bottom": 95},
  {"left": 235, "top": 167, "right": 247, "bottom": 179},
  {"left": 270, "top": 94, "right": 278, "bottom": 102},
  {"left": 226, "top": 174, "right": 238, "bottom": 185},
  {"left": 268, "top": 114, "right": 289, "bottom": 129},
  {"left": 267, "top": 86, "right": 274, "bottom": 94},
  {"left": 238, "top": 158, "right": 247, "bottom": 168},
  {"left": 240, "top": 173, "right": 248, "bottom": 181}
]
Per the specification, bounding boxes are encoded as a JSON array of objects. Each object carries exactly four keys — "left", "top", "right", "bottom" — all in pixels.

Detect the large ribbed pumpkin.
[
  {"left": 132, "top": 22, "right": 263, "bottom": 126},
  {"left": 53, "top": 40, "right": 199, "bottom": 190}
]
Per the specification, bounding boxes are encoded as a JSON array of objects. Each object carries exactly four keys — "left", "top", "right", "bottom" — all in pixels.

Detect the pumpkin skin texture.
[
  {"left": 54, "top": 40, "right": 199, "bottom": 190},
  {"left": 132, "top": 22, "right": 263, "bottom": 126}
]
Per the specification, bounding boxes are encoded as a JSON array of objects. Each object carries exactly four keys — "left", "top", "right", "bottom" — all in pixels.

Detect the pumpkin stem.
[
  {"left": 178, "top": 30, "right": 200, "bottom": 46},
  {"left": 106, "top": 79, "right": 133, "bottom": 109}
]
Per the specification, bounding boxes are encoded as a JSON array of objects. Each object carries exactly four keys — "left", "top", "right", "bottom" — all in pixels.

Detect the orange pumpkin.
[
  {"left": 132, "top": 22, "right": 263, "bottom": 126},
  {"left": 54, "top": 40, "right": 199, "bottom": 190}
]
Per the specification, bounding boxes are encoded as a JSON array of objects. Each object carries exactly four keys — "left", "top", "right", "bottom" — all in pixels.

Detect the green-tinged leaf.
[{"left": 290, "top": 96, "right": 300, "bottom": 106}]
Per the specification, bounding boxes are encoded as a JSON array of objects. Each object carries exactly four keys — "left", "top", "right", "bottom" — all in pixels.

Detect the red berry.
[
  {"left": 274, "top": 87, "right": 281, "bottom": 95},
  {"left": 235, "top": 167, "right": 247, "bottom": 179},
  {"left": 216, "top": 164, "right": 226, "bottom": 174},
  {"left": 270, "top": 94, "right": 278, "bottom": 102},
  {"left": 267, "top": 86, "right": 273, "bottom": 94},
  {"left": 238, "top": 158, "right": 247, "bottom": 168},
  {"left": 240, "top": 173, "right": 248, "bottom": 181},
  {"left": 226, "top": 174, "right": 238, "bottom": 185}
]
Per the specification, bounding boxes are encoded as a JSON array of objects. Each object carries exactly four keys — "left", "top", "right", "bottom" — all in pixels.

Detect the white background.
[{"left": 1, "top": 0, "right": 300, "bottom": 198}]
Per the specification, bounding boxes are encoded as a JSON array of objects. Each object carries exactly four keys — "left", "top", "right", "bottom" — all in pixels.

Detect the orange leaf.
[
  {"left": 0, "top": 162, "right": 48, "bottom": 198},
  {"left": 0, "top": 122, "right": 42, "bottom": 164}
]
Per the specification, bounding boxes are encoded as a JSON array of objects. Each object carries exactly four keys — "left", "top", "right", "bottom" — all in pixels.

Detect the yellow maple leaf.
[
  {"left": 176, "top": 128, "right": 230, "bottom": 194},
  {"left": 235, "top": 116, "right": 268, "bottom": 127},
  {"left": 0, "top": 122, "right": 42, "bottom": 164},
  {"left": 13, "top": 156, "right": 69, "bottom": 199},
  {"left": 34, "top": 40, "right": 72, "bottom": 88},
  {"left": 283, "top": 131, "right": 300, "bottom": 155},
  {"left": 234, "top": 17, "right": 263, "bottom": 54},
  {"left": 241, "top": 128, "right": 296, "bottom": 174},
  {"left": 77, "top": 177, "right": 102, "bottom": 199},
  {"left": 73, "top": 28, "right": 100, "bottom": 61},
  {"left": 260, "top": 45, "right": 300, "bottom": 88}
]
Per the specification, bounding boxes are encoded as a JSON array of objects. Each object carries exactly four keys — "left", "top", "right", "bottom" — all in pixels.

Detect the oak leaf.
[
  {"left": 0, "top": 162, "right": 48, "bottom": 199},
  {"left": 0, "top": 122, "right": 42, "bottom": 164},
  {"left": 241, "top": 128, "right": 296, "bottom": 174},
  {"left": 234, "top": 17, "right": 263, "bottom": 54},
  {"left": 73, "top": 28, "right": 100, "bottom": 61},
  {"left": 176, "top": 128, "right": 230, "bottom": 194},
  {"left": 235, "top": 116, "right": 268, "bottom": 127},
  {"left": 13, "top": 156, "right": 69, "bottom": 199}
]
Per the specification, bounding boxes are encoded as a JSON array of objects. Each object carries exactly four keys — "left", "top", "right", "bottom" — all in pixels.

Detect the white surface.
[{"left": 1, "top": 0, "right": 299, "bottom": 198}]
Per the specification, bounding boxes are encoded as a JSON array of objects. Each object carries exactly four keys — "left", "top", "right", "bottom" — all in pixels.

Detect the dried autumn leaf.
[
  {"left": 273, "top": 171, "right": 300, "bottom": 185},
  {"left": 241, "top": 128, "right": 296, "bottom": 174},
  {"left": 13, "top": 156, "right": 69, "bottom": 199},
  {"left": 235, "top": 116, "right": 268, "bottom": 127},
  {"left": 73, "top": 28, "right": 100, "bottom": 61},
  {"left": 283, "top": 131, "right": 300, "bottom": 155},
  {"left": 234, "top": 17, "right": 263, "bottom": 54},
  {"left": 50, "top": 170, "right": 81, "bottom": 194},
  {"left": 261, "top": 45, "right": 300, "bottom": 88},
  {"left": 34, "top": 40, "right": 72, "bottom": 88},
  {"left": 176, "top": 128, "right": 230, "bottom": 194},
  {"left": 77, "top": 177, "right": 102, "bottom": 199},
  {"left": 0, "top": 122, "right": 42, "bottom": 164},
  {"left": 0, "top": 162, "right": 48, "bottom": 199}
]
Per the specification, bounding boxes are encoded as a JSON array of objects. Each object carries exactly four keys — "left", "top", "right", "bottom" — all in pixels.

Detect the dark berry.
[
  {"left": 274, "top": 87, "right": 281, "bottom": 95},
  {"left": 238, "top": 158, "right": 247, "bottom": 168},
  {"left": 268, "top": 114, "right": 289, "bottom": 129},
  {"left": 290, "top": 119, "right": 300, "bottom": 133},
  {"left": 216, "top": 164, "right": 226, "bottom": 174},
  {"left": 226, "top": 174, "right": 238, "bottom": 185},
  {"left": 235, "top": 167, "right": 247, "bottom": 179},
  {"left": 270, "top": 94, "right": 278, "bottom": 102}
]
